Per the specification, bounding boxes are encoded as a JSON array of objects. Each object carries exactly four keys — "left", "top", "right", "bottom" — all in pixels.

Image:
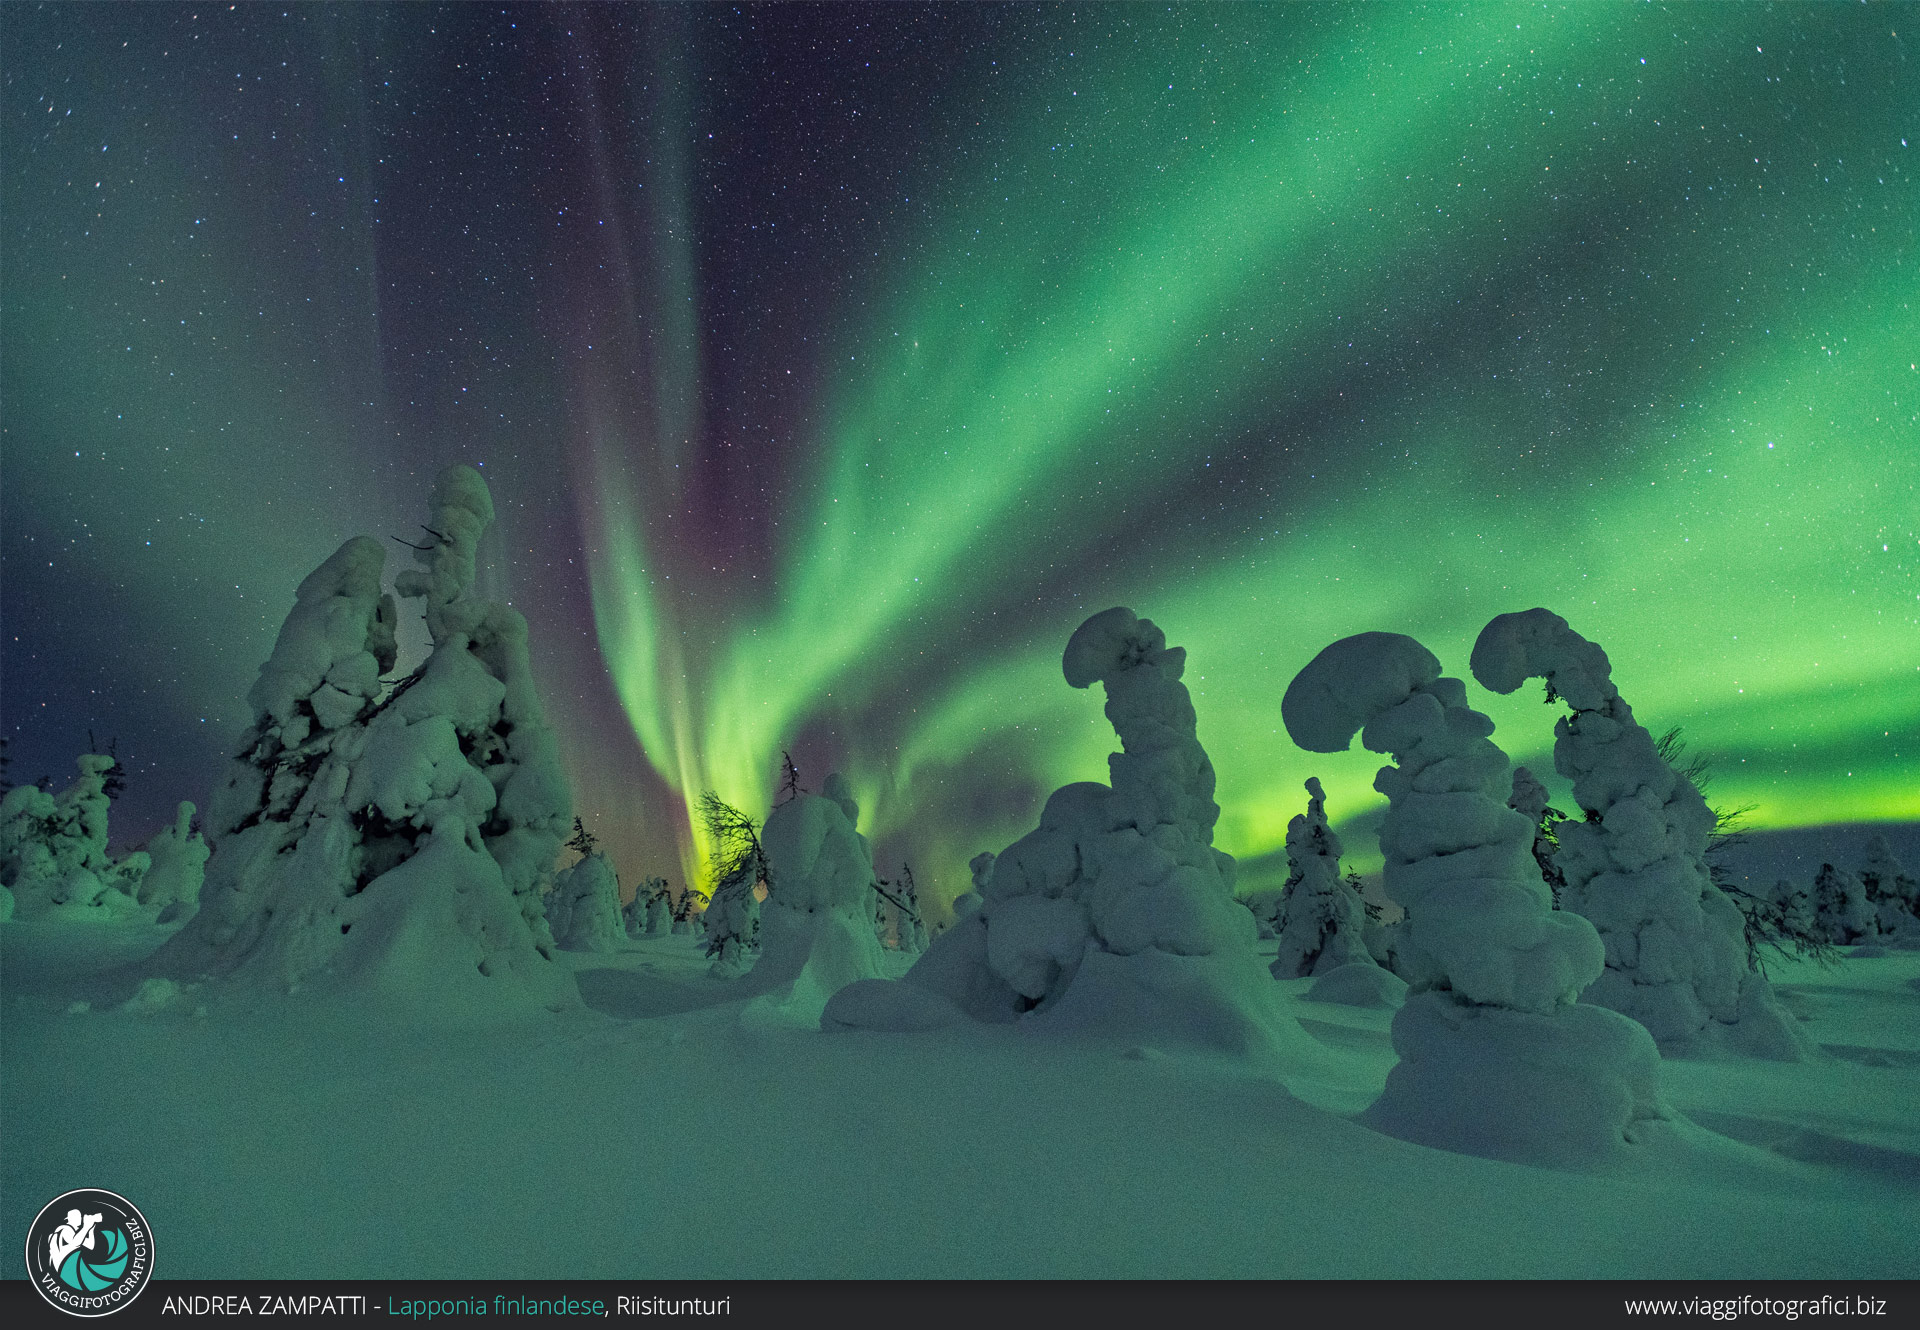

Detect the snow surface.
[{"left": 2, "top": 918, "right": 1914, "bottom": 1278}]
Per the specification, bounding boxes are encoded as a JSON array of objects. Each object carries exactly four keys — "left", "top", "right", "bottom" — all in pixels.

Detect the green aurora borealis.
[{"left": 4, "top": 3, "right": 1915, "bottom": 906}]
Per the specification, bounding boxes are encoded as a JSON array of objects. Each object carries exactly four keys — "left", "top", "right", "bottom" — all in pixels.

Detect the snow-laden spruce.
[
  {"left": 625, "top": 876, "right": 671, "bottom": 938},
  {"left": 1810, "top": 863, "right": 1875, "bottom": 945},
  {"left": 828, "top": 608, "right": 1320, "bottom": 1061},
  {"left": 150, "top": 466, "right": 577, "bottom": 1016},
  {"left": 1507, "top": 766, "right": 1565, "bottom": 902},
  {"left": 1859, "top": 836, "right": 1920, "bottom": 938},
  {"left": 0, "top": 755, "right": 141, "bottom": 919},
  {"left": 136, "top": 801, "right": 209, "bottom": 921},
  {"left": 1269, "top": 777, "right": 1373, "bottom": 980},
  {"left": 1470, "top": 608, "right": 1805, "bottom": 1059},
  {"left": 644, "top": 880, "right": 674, "bottom": 936},
  {"left": 738, "top": 773, "right": 891, "bottom": 1024},
  {"left": 893, "top": 869, "right": 929, "bottom": 956},
  {"left": 548, "top": 852, "right": 624, "bottom": 952},
  {"left": 1284, "top": 630, "right": 1666, "bottom": 1164}
]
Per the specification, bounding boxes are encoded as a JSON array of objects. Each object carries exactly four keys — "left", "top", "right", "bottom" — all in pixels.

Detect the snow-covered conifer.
[
  {"left": 895, "top": 866, "right": 929, "bottom": 956},
  {"left": 205, "top": 537, "right": 397, "bottom": 843},
  {"left": 623, "top": 875, "right": 668, "bottom": 937},
  {"left": 828, "top": 609, "right": 1320, "bottom": 1061},
  {"left": 150, "top": 466, "right": 577, "bottom": 1016},
  {"left": 137, "top": 801, "right": 209, "bottom": 921},
  {"left": 1270, "top": 778, "right": 1372, "bottom": 980},
  {"left": 1507, "top": 766, "right": 1565, "bottom": 903},
  {"left": 1858, "top": 836, "right": 1919, "bottom": 936},
  {"left": 1772, "top": 879, "right": 1816, "bottom": 942},
  {"left": 697, "top": 793, "right": 768, "bottom": 976},
  {"left": 1284, "top": 630, "right": 1666, "bottom": 1163},
  {"left": 548, "top": 851, "right": 624, "bottom": 952},
  {"left": 644, "top": 879, "right": 673, "bottom": 936},
  {"left": 1470, "top": 608, "right": 1804, "bottom": 1059},
  {"left": 1810, "top": 863, "right": 1875, "bottom": 945},
  {"left": 670, "top": 888, "right": 699, "bottom": 935},
  {"left": 1, "top": 755, "right": 137, "bottom": 918},
  {"left": 739, "top": 773, "right": 890, "bottom": 1021}
]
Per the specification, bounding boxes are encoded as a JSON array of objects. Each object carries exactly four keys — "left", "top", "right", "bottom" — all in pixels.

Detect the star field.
[{"left": 3, "top": 3, "right": 1913, "bottom": 904}]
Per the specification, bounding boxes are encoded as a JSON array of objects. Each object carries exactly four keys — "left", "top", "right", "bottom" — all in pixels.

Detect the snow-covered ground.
[{"left": 2, "top": 919, "right": 1914, "bottom": 1279}]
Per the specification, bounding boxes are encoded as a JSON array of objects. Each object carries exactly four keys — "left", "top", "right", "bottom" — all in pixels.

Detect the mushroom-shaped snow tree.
[
  {"left": 1282, "top": 631, "right": 1667, "bottom": 1163},
  {"left": 1471, "top": 608, "right": 1806, "bottom": 1059},
  {"left": 827, "top": 608, "right": 1326, "bottom": 1066}
]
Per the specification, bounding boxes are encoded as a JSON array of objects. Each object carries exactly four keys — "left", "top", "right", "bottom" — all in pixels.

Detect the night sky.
[{"left": 4, "top": 2, "right": 1914, "bottom": 909}]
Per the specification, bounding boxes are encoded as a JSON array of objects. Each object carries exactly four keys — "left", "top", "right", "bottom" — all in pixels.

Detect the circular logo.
[{"left": 24, "top": 1189, "right": 154, "bottom": 1317}]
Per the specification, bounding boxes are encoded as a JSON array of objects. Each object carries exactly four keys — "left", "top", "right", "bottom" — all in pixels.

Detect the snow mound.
[
  {"left": 1471, "top": 608, "right": 1807, "bottom": 1060},
  {"left": 1304, "top": 962, "right": 1408, "bottom": 1009},
  {"left": 819, "top": 977, "right": 967, "bottom": 1032},
  {"left": 121, "top": 977, "right": 185, "bottom": 1014}
]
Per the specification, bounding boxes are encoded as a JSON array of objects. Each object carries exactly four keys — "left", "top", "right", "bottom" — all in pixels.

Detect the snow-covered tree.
[
  {"left": 1717, "top": 876, "right": 1835, "bottom": 974},
  {"left": 623, "top": 875, "right": 668, "bottom": 937},
  {"left": 894, "top": 865, "right": 929, "bottom": 956},
  {"left": 1810, "top": 863, "right": 1875, "bottom": 945},
  {"left": 871, "top": 876, "right": 892, "bottom": 947},
  {"left": 149, "top": 466, "right": 577, "bottom": 1016},
  {"left": 1859, "top": 836, "right": 1919, "bottom": 937},
  {"left": 697, "top": 792, "right": 768, "bottom": 976},
  {"left": 137, "top": 801, "right": 209, "bottom": 921},
  {"left": 1470, "top": 608, "right": 1805, "bottom": 1060},
  {"left": 828, "top": 608, "right": 1316, "bottom": 1062},
  {"left": 644, "top": 879, "right": 673, "bottom": 936},
  {"left": 564, "top": 816, "right": 599, "bottom": 858},
  {"left": 1507, "top": 766, "right": 1566, "bottom": 904},
  {"left": 1, "top": 755, "right": 140, "bottom": 918},
  {"left": 1284, "top": 630, "right": 1666, "bottom": 1163},
  {"left": 1270, "top": 777, "right": 1372, "bottom": 980},
  {"left": 548, "top": 852, "right": 624, "bottom": 952},
  {"left": 734, "top": 773, "right": 891, "bottom": 1022},
  {"left": 671, "top": 887, "right": 707, "bottom": 935}
]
